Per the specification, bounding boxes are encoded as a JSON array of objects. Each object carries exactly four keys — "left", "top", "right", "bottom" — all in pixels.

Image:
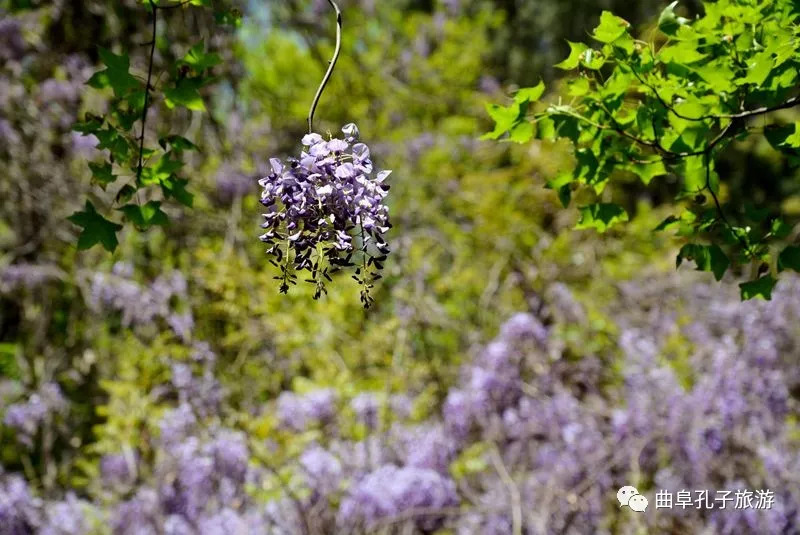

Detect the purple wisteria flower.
[
  {"left": 337, "top": 464, "right": 459, "bottom": 531},
  {"left": 259, "top": 123, "right": 391, "bottom": 306},
  {"left": 3, "top": 382, "right": 67, "bottom": 447},
  {"left": 299, "top": 445, "right": 343, "bottom": 497},
  {"left": 350, "top": 392, "right": 381, "bottom": 430},
  {"left": 0, "top": 474, "right": 39, "bottom": 534},
  {"left": 275, "top": 389, "right": 336, "bottom": 432}
]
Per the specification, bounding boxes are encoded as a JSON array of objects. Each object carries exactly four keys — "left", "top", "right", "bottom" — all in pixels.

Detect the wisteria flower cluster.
[
  {"left": 3, "top": 383, "right": 67, "bottom": 448},
  {"left": 259, "top": 123, "right": 391, "bottom": 306},
  {"left": 88, "top": 262, "right": 194, "bottom": 341}
]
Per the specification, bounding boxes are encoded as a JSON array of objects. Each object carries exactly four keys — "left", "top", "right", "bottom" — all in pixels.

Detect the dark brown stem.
[{"left": 137, "top": 0, "right": 158, "bottom": 184}]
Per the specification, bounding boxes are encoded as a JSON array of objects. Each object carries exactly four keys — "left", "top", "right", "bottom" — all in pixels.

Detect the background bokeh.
[{"left": 1, "top": 0, "right": 798, "bottom": 533}]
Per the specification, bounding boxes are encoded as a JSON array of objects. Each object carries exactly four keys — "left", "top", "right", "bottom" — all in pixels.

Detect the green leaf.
[
  {"left": 158, "top": 135, "right": 199, "bottom": 152},
  {"left": 514, "top": 81, "right": 545, "bottom": 105},
  {"left": 546, "top": 108, "right": 580, "bottom": 141},
  {"left": 535, "top": 116, "right": 556, "bottom": 140},
  {"left": 679, "top": 156, "right": 716, "bottom": 194},
  {"left": 545, "top": 173, "right": 573, "bottom": 208},
  {"left": 482, "top": 102, "right": 525, "bottom": 140},
  {"left": 659, "top": 42, "right": 707, "bottom": 64},
  {"left": 93, "top": 126, "right": 132, "bottom": 162},
  {"left": 164, "top": 77, "right": 206, "bottom": 111},
  {"left": 88, "top": 162, "right": 117, "bottom": 189},
  {"left": 139, "top": 154, "right": 185, "bottom": 185},
  {"left": 120, "top": 201, "right": 168, "bottom": 228},
  {"left": 567, "top": 77, "right": 590, "bottom": 97},
  {"left": 677, "top": 243, "right": 729, "bottom": 281},
  {"left": 738, "top": 51, "right": 774, "bottom": 87},
  {"left": 87, "top": 47, "right": 139, "bottom": 97},
  {"left": 575, "top": 203, "right": 629, "bottom": 232},
  {"left": 556, "top": 41, "right": 588, "bottom": 70},
  {"left": 629, "top": 159, "right": 667, "bottom": 185},
  {"left": 764, "top": 123, "right": 800, "bottom": 156},
  {"left": 579, "top": 48, "right": 605, "bottom": 70},
  {"left": 739, "top": 276, "right": 777, "bottom": 301},
  {"left": 179, "top": 41, "right": 222, "bottom": 72},
  {"left": 161, "top": 177, "right": 194, "bottom": 207},
  {"left": 658, "top": 1, "right": 689, "bottom": 36},
  {"left": 556, "top": 184, "right": 571, "bottom": 208},
  {"left": 508, "top": 121, "right": 534, "bottom": 143},
  {"left": 115, "top": 185, "right": 137, "bottom": 204},
  {"left": 778, "top": 245, "right": 800, "bottom": 273},
  {"left": 655, "top": 215, "right": 680, "bottom": 231},
  {"left": 67, "top": 201, "right": 122, "bottom": 252},
  {"left": 592, "top": 11, "right": 629, "bottom": 43},
  {"left": 73, "top": 116, "right": 103, "bottom": 134},
  {"left": 770, "top": 218, "right": 793, "bottom": 239},
  {"left": 691, "top": 60, "right": 737, "bottom": 93}
]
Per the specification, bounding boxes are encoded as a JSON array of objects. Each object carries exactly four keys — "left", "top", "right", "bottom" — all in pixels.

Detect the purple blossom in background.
[
  {"left": 389, "top": 393, "right": 413, "bottom": 420},
  {"left": 170, "top": 361, "right": 224, "bottom": 418},
  {"left": 166, "top": 312, "right": 194, "bottom": 342},
  {"left": 190, "top": 341, "right": 217, "bottom": 364},
  {"left": 39, "top": 494, "right": 92, "bottom": 535},
  {"left": 214, "top": 164, "right": 254, "bottom": 203},
  {"left": 276, "top": 389, "right": 336, "bottom": 431},
  {"left": 0, "top": 118, "right": 21, "bottom": 146},
  {"left": 0, "top": 474, "right": 39, "bottom": 534},
  {"left": 397, "top": 424, "right": 456, "bottom": 475},
  {"left": 405, "top": 132, "right": 436, "bottom": 162},
  {"left": 112, "top": 489, "right": 160, "bottom": 535},
  {"left": 0, "top": 18, "right": 26, "bottom": 61},
  {"left": 3, "top": 383, "right": 66, "bottom": 447},
  {"left": 89, "top": 264, "right": 192, "bottom": 339},
  {"left": 197, "top": 508, "right": 253, "bottom": 535},
  {"left": 100, "top": 453, "right": 136, "bottom": 490},
  {"left": 299, "top": 445, "right": 343, "bottom": 496},
  {"left": 259, "top": 123, "right": 391, "bottom": 304},
  {"left": 337, "top": 464, "right": 459, "bottom": 531},
  {"left": 0, "top": 263, "right": 59, "bottom": 292},
  {"left": 499, "top": 312, "right": 548, "bottom": 346},
  {"left": 478, "top": 74, "right": 501, "bottom": 94},
  {"left": 157, "top": 403, "right": 197, "bottom": 447},
  {"left": 205, "top": 430, "right": 249, "bottom": 484},
  {"left": 38, "top": 79, "right": 79, "bottom": 103},
  {"left": 69, "top": 131, "right": 99, "bottom": 158},
  {"left": 350, "top": 392, "right": 380, "bottom": 429},
  {"left": 2, "top": 277, "right": 800, "bottom": 534}
]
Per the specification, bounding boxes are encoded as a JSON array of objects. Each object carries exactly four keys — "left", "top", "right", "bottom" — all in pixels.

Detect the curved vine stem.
[{"left": 307, "top": 0, "right": 342, "bottom": 133}]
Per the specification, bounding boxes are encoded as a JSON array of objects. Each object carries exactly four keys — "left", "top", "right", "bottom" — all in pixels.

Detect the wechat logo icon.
[{"left": 617, "top": 485, "right": 648, "bottom": 513}]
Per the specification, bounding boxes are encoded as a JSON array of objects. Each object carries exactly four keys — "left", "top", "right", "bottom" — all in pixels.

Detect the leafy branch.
[
  {"left": 484, "top": 0, "right": 800, "bottom": 300},
  {"left": 69, "top": 0, "right": 240, "bottom": 252}
]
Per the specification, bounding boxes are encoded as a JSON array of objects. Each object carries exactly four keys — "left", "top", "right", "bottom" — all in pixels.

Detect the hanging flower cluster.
[{"left": 259, "top": 123, "right": 391, "bottom": 306}]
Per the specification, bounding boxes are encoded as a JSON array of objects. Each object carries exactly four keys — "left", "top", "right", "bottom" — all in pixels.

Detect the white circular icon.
[{"left": 617, "top": 485, "right": 648, "bottom": 513}]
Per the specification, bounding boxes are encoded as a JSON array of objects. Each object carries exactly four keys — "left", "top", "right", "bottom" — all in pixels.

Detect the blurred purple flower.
[{"left": 337, "top": 465, "right": 458, "bottom": 531}]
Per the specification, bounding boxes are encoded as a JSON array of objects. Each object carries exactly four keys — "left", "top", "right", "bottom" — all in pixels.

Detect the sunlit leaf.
[{"left": 575, "top": 203, "right": 629, "bottom": 232}]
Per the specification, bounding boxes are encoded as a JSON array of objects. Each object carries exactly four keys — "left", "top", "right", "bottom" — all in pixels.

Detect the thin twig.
[
  {"left": 703, "top": 152, "right": 758, "bottom": 260},
  {"left": 155, "top": 0, "right": 192, "bottom": 9},
  {"left": 137, "top": 0, "right": 158, "bottom": 184},
  {"left": 489, "top": 445, "right": 522, "bottom": 535},
  {"left": 629, "top": 65, "right": 800, "bottom": 121},
  {"left": 307, "top": 0, "right": 342, "bottom": 133}
]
